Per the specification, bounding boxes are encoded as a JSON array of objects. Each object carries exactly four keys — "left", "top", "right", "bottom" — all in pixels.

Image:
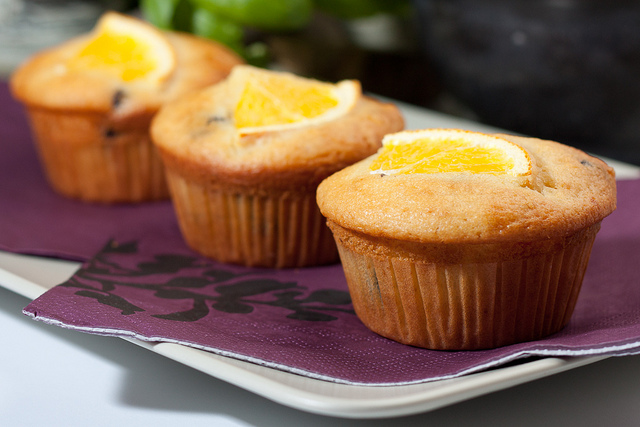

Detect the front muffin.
[
  {"left": 151, "top": 65, "right": 404, "bottom": 268},
  {"left": 317, "top": 129, "right": 617, "bottom": 350},
  {"left": 10, "top": 12, "right": 243, "bottom": 203}
]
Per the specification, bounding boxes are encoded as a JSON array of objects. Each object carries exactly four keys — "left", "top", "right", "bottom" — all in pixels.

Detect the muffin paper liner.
[
  {"left": 165, "top": 169, "right": 338, "bottom": 268},
  {"left": 27, "top": 107, "right": 168, "bottom": 202},
  {"left": 336, "top": 224, "right": 597, "bottom": 350},
  {"left": 3, "top": 82, "right": 640, "bottom": 385}
]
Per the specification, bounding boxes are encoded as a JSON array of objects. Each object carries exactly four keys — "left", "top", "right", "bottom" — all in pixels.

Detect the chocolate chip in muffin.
[
  {"left": 206, "top": 115, "right": 228, "bottom": 125},
  {"left": 112, "top": 90, "right": 126, "bottom": 110},
  {"left": 104, "top": 127, "right": 118, "bottom": 138}
]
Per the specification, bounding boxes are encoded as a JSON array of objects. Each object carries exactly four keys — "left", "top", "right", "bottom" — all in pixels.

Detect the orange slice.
[
  {"left": 69, "top": 12, "right": 176, "bottom": 84},
  {"left": 231, "top": 66, "right": 360, "bottom": 136},
  {"left": 370, "top": 129, "right": 532, "bottom": 176}
]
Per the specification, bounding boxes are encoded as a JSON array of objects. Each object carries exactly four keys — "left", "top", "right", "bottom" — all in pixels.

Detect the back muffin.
[{"left": 11, "top": 12, "right": 243, "bottom": 203}]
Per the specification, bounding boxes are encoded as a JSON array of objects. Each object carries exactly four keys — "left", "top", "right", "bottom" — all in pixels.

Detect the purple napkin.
[
  {"left": 4, "top": 80, "right": 640, "bottom": 385},
  {"left": 0, "top": 82, "right": 176, "bottom": 262},
  {"left": 21, "top": 179, "right": 640, "bottom": 385}
]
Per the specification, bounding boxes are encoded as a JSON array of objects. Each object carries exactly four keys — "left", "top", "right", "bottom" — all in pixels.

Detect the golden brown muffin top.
[
  {"left": 150, "top": 67, "right": 405, "bottom": 193},
  {"left": 317, "top": 132, "right": 617, "bottom": 244},
  {"left": 10, "top": 16, "right": 243, "bottom": 116}
]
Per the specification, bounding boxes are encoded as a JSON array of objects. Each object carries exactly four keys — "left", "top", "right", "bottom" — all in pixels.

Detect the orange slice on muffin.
[
  {"left": 370, "top": 129, "right": 532, "bottom": 176},
  {"left": 69, "top": 12, "right": 176, "bottom": 84},
  {"left": 231, "top": 65, "right": 360, "bottom": 136}
]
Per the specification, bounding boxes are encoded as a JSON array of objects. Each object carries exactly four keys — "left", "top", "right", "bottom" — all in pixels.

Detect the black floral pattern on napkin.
[{"left": 61, "top": 240, "right": 354, "bottom": 323}]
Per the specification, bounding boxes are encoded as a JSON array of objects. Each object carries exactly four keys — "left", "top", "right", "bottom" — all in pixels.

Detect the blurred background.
[{"left": 1, "top": 0, "right": 639, "bottom": 165}]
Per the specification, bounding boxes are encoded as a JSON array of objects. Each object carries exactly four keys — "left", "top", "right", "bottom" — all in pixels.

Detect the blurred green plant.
[
  {"left": 313, "top": 0, "right": 409, "bottom": 20},
  {"left": 140, "top": 0, "right": 410, "bottom": 66}
]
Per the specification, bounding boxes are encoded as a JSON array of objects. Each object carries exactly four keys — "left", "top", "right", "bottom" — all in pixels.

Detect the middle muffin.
[{"left": 151, "top": 65, "right": 404, "bottom": 268}]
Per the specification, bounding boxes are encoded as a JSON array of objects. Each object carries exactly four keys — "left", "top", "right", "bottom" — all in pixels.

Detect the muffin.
[
  {"left": 10, "top": 12, "right": 243, "bottom": 203},
  {"left": 151, "top": 65, "right": 404, "bottom": 268},
  {"left": 316, "top": 129, "right": 617, "bottom": 350}
]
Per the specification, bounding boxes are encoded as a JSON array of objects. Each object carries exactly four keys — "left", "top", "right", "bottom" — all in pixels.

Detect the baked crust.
[
  {"left": 150, "top": 79, "right": 405, "bottom": 194},
  {"left": 317, "top": 134, "right": 617, "bottom": 243},
  {"left": 10, "top": 31, "right": 243, "bottom": 118}
]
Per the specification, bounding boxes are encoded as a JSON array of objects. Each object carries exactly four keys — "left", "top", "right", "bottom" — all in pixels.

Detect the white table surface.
[{"left": 2, "top": 103, "right": 640, "bottom": 426}]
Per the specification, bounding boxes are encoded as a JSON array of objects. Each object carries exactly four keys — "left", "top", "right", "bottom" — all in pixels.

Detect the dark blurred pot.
[{"left": 413, "top": 0, "right": 640, "bottom": 164}]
